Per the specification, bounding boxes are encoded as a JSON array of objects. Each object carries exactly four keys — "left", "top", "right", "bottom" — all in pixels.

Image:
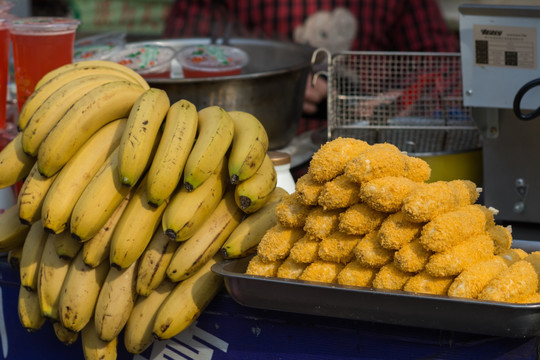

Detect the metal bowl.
[{"left": 130, "top": 38, "right": 314, "bottom": 150}]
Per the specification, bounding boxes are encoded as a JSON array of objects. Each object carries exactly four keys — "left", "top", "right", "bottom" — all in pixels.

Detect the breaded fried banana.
[
  {"left": 303, "top": 206, "right": 343, "bottom": 239},
  {"left": 479, "top": 260, "right": 539, "bottom": 303},
  {"left": 277, "top": 257, "right": 309, "bottom": 280},
  {"left": 516, "top": 292, "right": 540, "bottom": 304},
  {"left": 256, "top": 224, "right": 305, "bottom": 262},
  {"left": 402, "top": 180, "right": 480, "bottom": 223},
  {"left": 486, "top": 224, "right": 513, "bottom": 255},
  {"left": 295, "top": 173, "right": 324, "bottom": 206},
  {"left": 337, "top": 260, "right": 378, "bottom": 287},
  {"left": 378, "top": 211, "right": 423, "bottom": 250},
  {"left": 338, "top": 203, "right": 387, "bottom": 236},
  {"left": 393, "top": 238, "right": 433, "bottom": 273},
  {"left": 318, "top": 174, "right": 361, "bottom": 210},
  {"left": 372, "top": 263, "right": 414, "bottom": 290},
  {"left": 289, "top": 235, "right": 320, "bottom": 263},
  {"left": 318, "top": 231, "right": 360, "bottom": 264},
  {"left": 275, "top": 192, "right": 311, "bottom": 228},
  {"left": 353, "top": 229, "right": 394, "bottom": 268},
  {"left": 360, "top": 176, "right": 419, "bottom": 213},
  {"left": 419, "top": 204, "right": 495, "bottom": 252},
  {"left": 308, "top": 137, "right": 371, "bottom": 183},
  {"left": 424, "top": 232, "right": 495, "bottom": 277},
  {"left": 345, "top": 143, "right": 407, "bottom": 184},
  {"left": 404, "top": 156, "right": 431, "bottom": 183},
  {"left": 299, "top": 260, "right": 345, "bottom": 284},
  {"left": 403, "top": 271, "right": 455, "bottom": 295},
  {"left": 246, "top": 254, "right": 283, "bottom": 277}
]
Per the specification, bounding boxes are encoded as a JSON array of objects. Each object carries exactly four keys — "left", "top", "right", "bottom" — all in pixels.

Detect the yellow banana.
[
  {"left": 221, "top": 187, "right": 288, "bottom": 259},
  {"left": 82, "top": 192, "right": 132, "bottom": 268},
  {"left": 0, "top": 132, "right": 35, "bottom": 189},
  {"left": 35, "top": 59, "right": 150, "bottom": 90},
  {"left": 234, "top": 153, "right": 277, "bottom": 214},
  {"left": 52, "top": 230, "right": 82, "bottom": 260},
  {"left": 19, "top": 220, "right": 48, "bottom": 291},
  {"left": 166, "top": 191, "right": 243, "bottom": 282},
  {"left": 19, "top": 63, "right": 148, "bottom": 131},
  {"left": 37, "top": 80, "right": 145, "bottom": 177},
  {"left": 53, "top": 321, "right": 78, "bottom": 346},
  {"left": 81, "top": 320, "right": 118, "bottom": 360},
  {"left": 183, "top": 105, "right": 235, "bottom": 191},
  {"left": 41, "top": 118, "right": 127, "bottom": 234},
  {"left": 0, "top": 204, "right": 30, "bottom": 252},
  {"left": 18, "top": 162, "right": 58, "bottom": 225},
  {"left": 136, "top": 229, "right": 180, "bottom": 296},
  {"left": 123, "top": 279, "right": 175, "bottom": 354},
  {"left": 227, "top": 110, "right": 269, "bottom": 184},
  {"left": 94, "top": 260, "right": 138, "bottom": 342},
  {"left": 162, "top": 159, "right": 228, "bottom": 242},
  {"left": 7, "top": 245, "right": 23, "bottom": 269},
  {"left": 109, "top": 176, "right": 168, "bottom": 269},
  {"left": 37, "top": 234, "right": 72, "bottom": 321},
  {"left": 118, "top": 88, "right": 170, "bottom": 187},
  {"left": 59, "top": 251, "right": 110, "bottom": 332},
  {"left": 146, "top": 99, "right": 198, "bottom": 207},
  {"left": 154, "top": 255, "right": 223, "bottom": 340},
  {"left": 18, "top": 285, "right": 46, "bottom": 333},
  {"left": 22, "top": 74, "right": 129, "bottom": 157},
  {"left": 70, "top": 147, "right": 132, "bottom": 242}
]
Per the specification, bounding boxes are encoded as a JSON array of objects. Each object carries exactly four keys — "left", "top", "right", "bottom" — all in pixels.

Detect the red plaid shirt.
[{"left": 164, "top": 0, "right": 458, "bottom": 134}]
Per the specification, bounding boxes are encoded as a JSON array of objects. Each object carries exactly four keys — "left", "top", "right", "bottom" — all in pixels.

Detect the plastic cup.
[
  {"left": 0, "top": 1, "right": 13, "bottom": 129},
  {"left": 176, "top": 44, "right": 249, "bottom": 78},
  {"left": 9, "top": 17, "right": 80, "bottom": 111},
  {"left": 108, "top": 44, "right": 176, "bottom": 78}
]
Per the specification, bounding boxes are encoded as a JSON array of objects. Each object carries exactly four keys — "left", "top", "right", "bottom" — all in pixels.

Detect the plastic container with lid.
[
  {"left": 73, "top": 32, "right": 126, "bottom": 61},
  {"left": 268, "top": 151, "right": 295, "bottom": 194},
  {"left": 176, "top": 44, "right": 249, "bottom": 78},
  {"left": 108, "top": 44, "right": 176, "bottom": 78}
]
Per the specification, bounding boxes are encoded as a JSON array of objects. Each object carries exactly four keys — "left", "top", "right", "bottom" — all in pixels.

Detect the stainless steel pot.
[{"left": 132, "top": 38, "right": 314, "bottom": 150}]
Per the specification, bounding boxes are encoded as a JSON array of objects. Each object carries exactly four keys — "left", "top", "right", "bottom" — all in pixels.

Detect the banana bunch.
[{"left": 0, "top": 60, "right": 287, "bottom": 359}]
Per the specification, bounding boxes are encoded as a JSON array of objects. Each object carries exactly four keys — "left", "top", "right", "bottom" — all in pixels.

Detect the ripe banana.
[
  {"left": 70, "top": 147, "right": 132, "bottom": 242},
  {"left": 0, "top": 204, "right": 31, "bottom": 252},
  {"left": 136, "top": 229, "right": 180, "bottom": 296},
  {"left": 221, "top": 187, "right": 289, "bottom": 259},
  {"left": 153, "top": 255, "right": 223, "bottom": 340},
  {"left": 19, "top": 63, "right": 147, "bottom": 131},
  {"left": 22, "top": 74, "right": 128, "bottom": 157},
  {"left": 82, "top": 193, "right": 132, "bottom": 268},
  {"left": 94, "top": 260, "right": 138, "bottom": 342},
  {"left": 146, "top": 99, "right": 198, "bottom": 207},
  {"left": 227, "top": 110, "right": 269, "bottom": 184},
  {"left": 123, "top": 279, "right": 175, "bottom": 354},
  {"left": 234, "top": 153, "right": 277, "bottom": 214},
  {"left": 37, "top": 234, "right": 72, "bottom": 321},
  {"left": 162, "top": 159, "right": 228, "bottom": 242},
  {"left": 53, "top": 321, "right": 78, "bottom": 346},
  {"left": 118, "top": 88, "right": 170, "bottom": 187},
  {"left": 0, "top": 132, "right": 35, "bottom": 189},
  {"left": 37, "top": 80, "right": 145, "bottom": 177},
  {"left": 81, "top": 320, "right": 118, "bottom": 360},
  {"left": 19, "top": 220, "right": 48, "bottom": 291},
  {"left": 109, "top": 176, "right": 168, "bottom": 269},
  {"left": 41, "top": 118, "right": 127, "bottom": 234},
  {"left": 52, "top": 230, "right": 82, "bottom": 260},
  {"left": 59, "top": 251, "right": 110, "bottom": 332},
  {"left": 18, "top": 162, "right": 58, "bottom": 225},
  {"left": 35, "top": 59, "right": 150, "bottom": 90},
  {"left": 166, "top": 191, "right": 243, "bottom": 282},
  {"left": 7, "top": 245, "right": 23, "bottom": 269},
  {"left": 183, "top": 105, "right": 235, "bottom": 192},
  {"left": 18, "top": 285, "right": 46, "bottom": 333}
]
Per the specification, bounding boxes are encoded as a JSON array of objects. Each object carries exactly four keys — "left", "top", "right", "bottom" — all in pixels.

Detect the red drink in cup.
[
  {"left": 0, "top": 1, "right": 13, "bottom": 129},
  {"left": 9, "top": 17, "right": 80, "bottom": 111}
]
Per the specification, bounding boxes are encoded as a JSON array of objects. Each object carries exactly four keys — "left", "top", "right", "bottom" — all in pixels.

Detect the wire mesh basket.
[{"left": 313, "top": 50, "right": 479, "bottom": 153}]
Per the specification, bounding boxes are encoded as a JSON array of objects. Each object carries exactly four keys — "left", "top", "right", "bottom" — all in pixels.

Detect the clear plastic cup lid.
[
  {"left": 176, "top": 44, "right": 249, "bottom": 72},
  {"left": 108, "top": 44, "right": 176, "bottom": 75},
  {"left": 9, "top": 17, "right": 81, "bottom": 34}
]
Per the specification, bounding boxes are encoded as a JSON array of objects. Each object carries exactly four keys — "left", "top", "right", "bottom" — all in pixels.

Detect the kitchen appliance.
[{"left": 459, "top": 4, "right": 540, "bottom": 224}]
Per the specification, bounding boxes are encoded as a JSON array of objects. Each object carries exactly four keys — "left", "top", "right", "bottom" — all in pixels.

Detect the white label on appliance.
[{"left": 473, "top": 24, "right": 537, "bottom": 69}]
